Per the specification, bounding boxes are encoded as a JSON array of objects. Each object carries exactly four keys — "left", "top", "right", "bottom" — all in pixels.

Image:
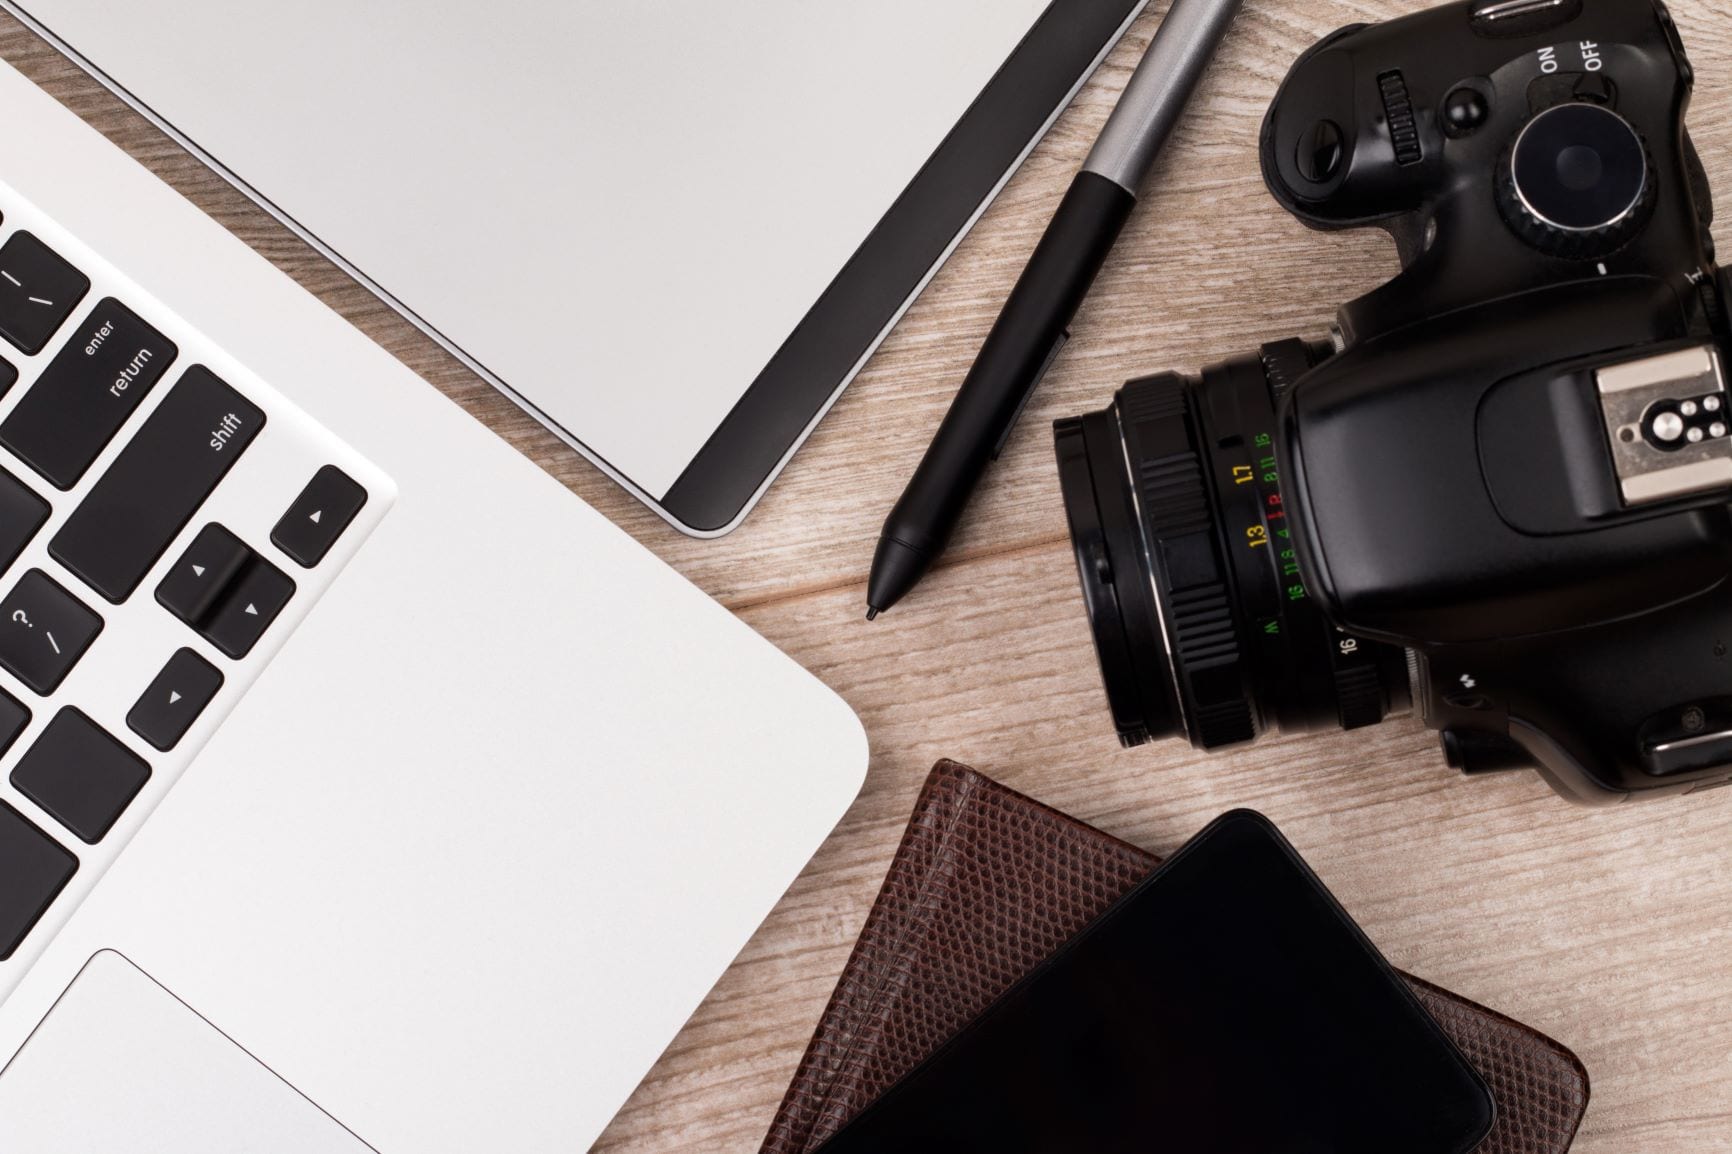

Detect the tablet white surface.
[{"left": 9, "top": 0, "right": 1051, "bottom": 506}]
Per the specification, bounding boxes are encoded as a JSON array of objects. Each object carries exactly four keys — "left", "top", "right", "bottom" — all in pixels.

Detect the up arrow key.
[
  {"left": 244, "top": 603, "right": 258, "bottom": 616},
  {"left": 157, "top": 524, "right": 252, "bottom": 626}
]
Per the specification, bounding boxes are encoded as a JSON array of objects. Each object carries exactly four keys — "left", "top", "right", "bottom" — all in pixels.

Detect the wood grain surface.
[{"left": 4, "top": 2, "right": 1730, "bottom": 1149}]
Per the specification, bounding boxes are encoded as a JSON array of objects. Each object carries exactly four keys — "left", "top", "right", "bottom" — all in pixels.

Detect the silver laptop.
[
  {"left": 0, "top": 56, "right": 866, "bottom": 1152},
  {"left": 3, "top": 0, "right": 1146, "bottom": 535}
]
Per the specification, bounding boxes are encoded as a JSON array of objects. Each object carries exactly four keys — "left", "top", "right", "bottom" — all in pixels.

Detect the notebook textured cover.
[{"left": 762, "top": 760, "right": 1590, "bottom": 1154}]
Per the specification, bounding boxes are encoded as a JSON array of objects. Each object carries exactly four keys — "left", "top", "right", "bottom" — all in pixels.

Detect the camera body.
[
  {"left": 1057, "top": 0, "right": 1732, "bottom": 802},
  {"left": 1269, "top": 0, "right": 1728, "bottom": 802}
]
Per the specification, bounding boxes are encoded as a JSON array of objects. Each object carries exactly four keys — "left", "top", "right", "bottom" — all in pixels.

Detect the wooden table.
[{"left": 5, "top": 2, "right": 1729, "bottom": 1149}]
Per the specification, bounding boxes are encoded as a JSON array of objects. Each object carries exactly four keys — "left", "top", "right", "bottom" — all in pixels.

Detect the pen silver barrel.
[{"left": 1083, "top": 0, "right": 1246, "bottom": 193}]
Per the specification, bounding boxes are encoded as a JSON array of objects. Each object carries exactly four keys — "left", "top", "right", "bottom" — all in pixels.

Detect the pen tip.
[{"left": 865, "top": 607, "right": 880, "bottom": 622}]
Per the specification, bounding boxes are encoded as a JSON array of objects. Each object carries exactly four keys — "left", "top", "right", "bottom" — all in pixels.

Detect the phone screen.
[{"left": 814, "top": 810, "right": 1494, "bottom": 1154}]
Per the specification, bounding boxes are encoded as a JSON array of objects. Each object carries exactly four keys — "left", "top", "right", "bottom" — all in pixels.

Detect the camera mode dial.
[{"left": 1496, "top": 101, "right": 1655, "bottom": 259}]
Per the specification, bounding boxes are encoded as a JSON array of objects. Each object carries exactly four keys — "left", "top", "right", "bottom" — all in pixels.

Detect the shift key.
[
  {"left": 51, "top": 367, "right": 264, "bottom": 603},
  {"left": 0, "top": 299, "right": 177, "bottom": 489}
]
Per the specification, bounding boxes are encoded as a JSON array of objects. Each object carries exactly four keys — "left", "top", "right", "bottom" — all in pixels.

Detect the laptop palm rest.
[{"left": 0, "top": 950, "right": 374, "bottom": 1152}]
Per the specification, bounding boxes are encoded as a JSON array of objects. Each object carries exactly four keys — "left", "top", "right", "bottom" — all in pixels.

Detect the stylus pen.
[{"left": 866, "top": 0, "right": 1245, "bottom": 619}]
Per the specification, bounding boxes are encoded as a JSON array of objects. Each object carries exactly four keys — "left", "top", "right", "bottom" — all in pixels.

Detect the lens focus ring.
[{"left": 1118, "top": 375, "right": 1257, "bottom": 748}]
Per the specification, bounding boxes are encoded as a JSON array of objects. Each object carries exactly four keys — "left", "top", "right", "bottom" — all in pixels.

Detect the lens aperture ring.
[{"left": 1117, "top": 374, "right": 1256, "bottom": 748}]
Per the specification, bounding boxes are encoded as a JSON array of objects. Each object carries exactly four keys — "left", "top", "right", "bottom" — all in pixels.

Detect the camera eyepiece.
[{"left": 1056, "top": 340, "right": 1411, "bottom": 750}]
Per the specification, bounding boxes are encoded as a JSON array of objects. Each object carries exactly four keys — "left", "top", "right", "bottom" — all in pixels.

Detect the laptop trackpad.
[{"left": 0, "top": 950, "right": 373, "bottom": 1152}]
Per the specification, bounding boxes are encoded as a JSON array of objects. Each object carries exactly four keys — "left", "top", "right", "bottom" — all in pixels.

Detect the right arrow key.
[
  {"left": 271, "top": 465, "right": 367, "bottom": 568},
  {"left": 127, "top": 647, "right": 223, "bottom": 751}
]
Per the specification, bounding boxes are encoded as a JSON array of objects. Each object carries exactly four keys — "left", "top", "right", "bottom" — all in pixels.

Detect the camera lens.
[{"left": 1055, "top": 340, "right": 1412, "bottom": 749}]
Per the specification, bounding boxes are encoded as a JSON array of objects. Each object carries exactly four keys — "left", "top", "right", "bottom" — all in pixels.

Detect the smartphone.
[{"left": 812, "top": 809, "right": 1495, "bottom": 1154}]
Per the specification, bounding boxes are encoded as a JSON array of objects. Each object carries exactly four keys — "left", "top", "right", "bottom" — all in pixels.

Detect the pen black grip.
[{"left": 886, "top": 171, "right": 1136, "bottom": 556}]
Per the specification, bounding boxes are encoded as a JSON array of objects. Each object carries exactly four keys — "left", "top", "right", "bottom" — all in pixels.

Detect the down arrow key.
[{"left": 202, "top": 558, "right": 295, "bottom": 660}]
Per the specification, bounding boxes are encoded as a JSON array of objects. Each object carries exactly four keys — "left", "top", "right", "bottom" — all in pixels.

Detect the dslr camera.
[{"left": 1056, "top": 0, "right": 1731, "bottom": 802}]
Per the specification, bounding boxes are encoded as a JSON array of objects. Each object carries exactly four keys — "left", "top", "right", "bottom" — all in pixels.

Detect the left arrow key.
[{"left": 127, "top": 647, "right": 223, "bottom": 752}]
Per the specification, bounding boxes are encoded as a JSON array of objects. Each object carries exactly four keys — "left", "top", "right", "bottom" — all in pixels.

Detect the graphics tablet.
[
  {"left": 6, "top": 0, "right": 1148, "bottom": 534},
  {"left": 814, "top": 810, "right": 1496, "bottom": 1153}
]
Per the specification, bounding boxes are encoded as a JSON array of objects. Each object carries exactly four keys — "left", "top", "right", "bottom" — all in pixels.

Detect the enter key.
[{"left": 0, "top": 298, "right": 177, "bottom": 489}]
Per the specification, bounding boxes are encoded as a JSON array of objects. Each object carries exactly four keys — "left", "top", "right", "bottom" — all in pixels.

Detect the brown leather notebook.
[{"left": 762, "top": 760, "right": 1589, "bottom": 1154}]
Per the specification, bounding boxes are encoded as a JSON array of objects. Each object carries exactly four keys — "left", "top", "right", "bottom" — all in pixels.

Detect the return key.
[{"left": 0, "top": 298, "right": 176, "bottom": 490}]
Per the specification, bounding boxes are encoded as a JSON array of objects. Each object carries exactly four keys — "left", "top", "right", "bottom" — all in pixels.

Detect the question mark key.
[{"left": 0, "top": 570, "right": 103, "bottom": 694}]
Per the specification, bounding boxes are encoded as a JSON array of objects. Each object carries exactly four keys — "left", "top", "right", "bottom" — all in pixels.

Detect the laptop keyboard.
[{"left": 0, "top": 190, "right": 392, "bottom": 980}]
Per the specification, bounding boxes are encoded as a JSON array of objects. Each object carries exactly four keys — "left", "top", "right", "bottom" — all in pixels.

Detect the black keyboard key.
[
  {"left": 201, "top": 558, "right": 294, "bottom": 659},
  {"left": 50, "top": 366, "right": 264, "bottom": 603},
  {"left": 156, "top": 524, "right": 252, "bottom": 625},
  {"left": 127, "top": 648, "right": 222, "bottom": 751},
  {"left": 12, "top": 708, "right": 150, "bottom": 844},
  {"left": 155, "top": 525, "right": 294, "bottom": 658},
  {"left": 0, "top": 570, "right": 103, "bottom": 695},
  {"left": 0, "top": 232, "right": 89, "bottom": 355},
  {"left": 0, "top": 353, "right": 15, "bottom": 397},
  {"left": 0, "top": 801, "right": 76, "bottom": 961},
  {"left": 271, "top": 466, "right": 367, "bottom": 568},
  {"left": 0, "top": 685, "right": 29, "bottom": 755},
  {"left": 0, "top": 467, "right": 49, "bottom": 572},
  {"left": 0, "top": 299, "right": 177, "bottom": 489}
]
